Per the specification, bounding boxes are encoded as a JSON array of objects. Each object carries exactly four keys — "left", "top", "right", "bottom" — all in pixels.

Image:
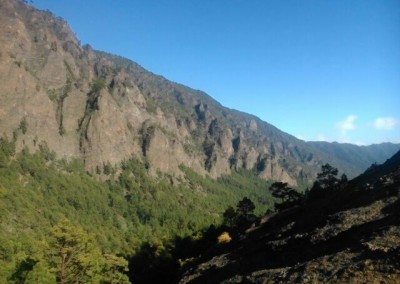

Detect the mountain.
[
  {"left": 1, "top": 1, "right": 399, "bottom": 282},
  {"left": 308, "top": 141, "right": 400, "bottom": 177},
  {"left": 0, "top": 0, "right": 398, "bottom": 186},
  {"left": 179, "top": 151, "right": 400, "bottom": 283}
]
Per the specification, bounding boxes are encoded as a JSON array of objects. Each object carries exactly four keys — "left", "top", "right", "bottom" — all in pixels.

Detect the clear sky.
[{"left": 31, "top": 0, "right": 400, "bottom": 145}]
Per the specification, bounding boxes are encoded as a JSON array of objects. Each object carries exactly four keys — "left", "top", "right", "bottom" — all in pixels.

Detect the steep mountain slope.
[
  {"left": 180, "top": 151, "right": 400, "bottom": 283},
  {"left": 309, "top": 141, "right": 400, "bottom": 177},
  {"left": 0, "top": 0, "right": 398, "bottom": 186}
]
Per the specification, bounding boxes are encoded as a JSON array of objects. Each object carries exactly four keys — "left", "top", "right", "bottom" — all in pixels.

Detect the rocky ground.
[{"left": 180, "top": 152, "right": 400, "bottom": 283}]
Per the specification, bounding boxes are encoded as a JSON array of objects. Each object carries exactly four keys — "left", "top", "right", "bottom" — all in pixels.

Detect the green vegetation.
[
  {"left": 140, "top": 124, "right": 156, "bottom": 156},
  {"left": 49, "top": 219, "right": 128, "bottom": 283},
  {"left": 127, "top": 121, "right": 134, "bottom": 132},
  {"left": 9, "top": 219, "right": 129, "bottom": 283},
  {"left": 90, "top": 78, "right": 106, "bottom": 94},
  {"left": 63, "top": 60, "right": 76, "bottom": 81},
  {"left": 222, "top": 197, "right": 257, "bottom": 230},
  {"left": 0, "top": 139, "right": 135, "bottom": 282},
  {"left": 144, "top": 96, "right": 158, "bottom": 114},
  {"left": 0, "top": 137, "right": 274, "bottom": 282},
  {"left": 47, "top": 89, "right": 59, "bottom": 102},
  {"left": 19, "top": 117, "right": 28, "bottom": 135},
  {"left": 269, "top": 182, "right": 303, "bottom": 211},
  {"left": 307, "top": 163, "right": 347, "bottom": 199},
  {"left": 0, "top": 135, "right": 349, "bottom": 283}
]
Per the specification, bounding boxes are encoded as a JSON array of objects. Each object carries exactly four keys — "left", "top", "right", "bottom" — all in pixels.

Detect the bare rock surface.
[{"left": 0, "top": 0, "right": 399, "bottom": 183}]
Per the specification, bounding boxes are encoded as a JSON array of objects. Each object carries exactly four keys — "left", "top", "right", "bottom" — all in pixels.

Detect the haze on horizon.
[{"left": 32, "top": 0, "right": 400, "bottom": 145}]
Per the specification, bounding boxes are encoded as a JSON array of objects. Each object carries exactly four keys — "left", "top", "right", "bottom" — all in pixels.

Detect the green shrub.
[
  {"left": 19, "top": 117, "right": 28, "bottom": 134},
  {"left": 90, "top": 78, "right": 106, "bottom": 94}
]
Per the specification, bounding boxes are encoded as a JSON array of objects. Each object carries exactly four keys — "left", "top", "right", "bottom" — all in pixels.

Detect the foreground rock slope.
[
  {"left": 0, "top": 0, "right": 399, "bottom": 185},
  {"left": 180, "top": 151, "right": 400, "bottom": 283}
]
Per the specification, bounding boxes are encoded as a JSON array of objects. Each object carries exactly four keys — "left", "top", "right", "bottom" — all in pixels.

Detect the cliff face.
[{"left": 0, "top": 0, "right": 398, "bottom": 185}]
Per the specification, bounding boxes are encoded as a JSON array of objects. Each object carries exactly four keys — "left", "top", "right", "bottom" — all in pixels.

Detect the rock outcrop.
[{"left": 0, "top": 0, "right": 399, "bottom": 185}]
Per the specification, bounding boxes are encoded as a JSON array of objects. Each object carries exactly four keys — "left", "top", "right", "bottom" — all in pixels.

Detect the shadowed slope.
[{"left": 180, "top": 151, "right": 400, "bottom": 283}]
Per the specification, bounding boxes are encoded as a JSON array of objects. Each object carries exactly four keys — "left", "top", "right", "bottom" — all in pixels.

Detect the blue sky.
[{"left": 32, "top": 0, "right": 400, "bottom": 145}]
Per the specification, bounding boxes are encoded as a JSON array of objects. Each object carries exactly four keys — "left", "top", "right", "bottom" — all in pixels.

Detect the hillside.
[
  {"left": 0, "top": 1, "right": 399, "bottom": 283},
  {"left": 179, "top": 151, "right": 400, "bottom": 283},
  {"left": 0, "top": 136, "right": 276, "bottom": 282},
  {"left": 0, "top": 0, "right": 398, "bottom": 187},
  {"left": 309, "top": 141, "right": 400, "bottom": 177}
]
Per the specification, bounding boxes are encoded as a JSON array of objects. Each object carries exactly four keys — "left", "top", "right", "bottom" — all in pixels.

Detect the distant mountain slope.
[
  {"left": 308, "top": 141, "right": 400, "bottom": 177},
  {"left": 180, "top": 150, "right": 400, "bottom": 283},
  {"left": 0, "top": 0, "right": 398, "bottom": 185}
]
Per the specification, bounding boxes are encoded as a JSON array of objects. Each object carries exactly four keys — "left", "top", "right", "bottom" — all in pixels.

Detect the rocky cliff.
[{"left": 0, "top": 0, "right": 399, "bottom": 185}]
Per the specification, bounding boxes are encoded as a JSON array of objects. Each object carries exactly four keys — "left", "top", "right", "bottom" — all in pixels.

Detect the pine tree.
[{"left": 47, "top": 219, "right": 129, "bottom": 283}]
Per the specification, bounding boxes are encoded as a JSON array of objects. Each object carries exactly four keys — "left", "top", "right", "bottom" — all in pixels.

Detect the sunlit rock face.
[{"left": 1, "top": 0, "right": 399, "bottom": 184}]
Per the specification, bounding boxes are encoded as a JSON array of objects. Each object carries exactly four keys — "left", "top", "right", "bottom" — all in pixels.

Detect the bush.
[
  {"left": 90, "top": 78, "right": 106, "bottom": 94},
  {"left": 19, "top": 117, "right": 28, "bottom": 134},
  {"left": 217, "top": 232, "right": 232, "bottom": 244},
  {"left": 0, "top": 137, "right": 15, "bottom": 157}
]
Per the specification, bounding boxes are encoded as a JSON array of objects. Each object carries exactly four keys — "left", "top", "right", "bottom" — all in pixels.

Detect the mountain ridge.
[{"left": 0, "top": 0, "right": 399, "bottom": 186}]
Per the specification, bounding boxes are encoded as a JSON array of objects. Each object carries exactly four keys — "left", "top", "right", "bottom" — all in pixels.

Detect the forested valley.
[{"left": 0, "top": 136, "right": 278, "bottom": 282}]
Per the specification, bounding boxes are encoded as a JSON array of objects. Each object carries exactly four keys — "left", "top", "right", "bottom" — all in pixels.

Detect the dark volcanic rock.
[{"left": 179, "top": 152, "right": 400, "bottom": 283}]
